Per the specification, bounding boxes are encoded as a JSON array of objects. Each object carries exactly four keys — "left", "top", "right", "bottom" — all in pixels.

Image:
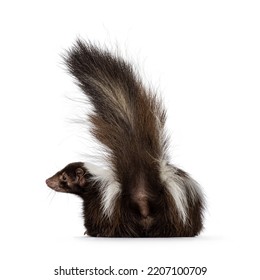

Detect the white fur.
[
  {"left": 160, "top": 162, "right": 188, "bottom": 223},
  {"left": 84, "top": 162, "right": 121, "bottom": 218},
  {"left": 84, "top": 161, "right": 203, "bottom": 222},
  {"left": 160, "top": 161, "right": 203, "bottom": 224}
]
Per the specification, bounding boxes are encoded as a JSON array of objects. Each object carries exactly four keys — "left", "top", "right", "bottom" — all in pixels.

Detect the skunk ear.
[
  {"left": 76, "top": 167, "right": 86, "bottom": 186},
  {"left": 76, "top": 168, "right": 84, "bottom": 177}
]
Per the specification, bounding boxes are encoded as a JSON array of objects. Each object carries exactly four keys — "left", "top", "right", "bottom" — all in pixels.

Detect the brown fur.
[{"left": 46, "top": 40, "right": 205, "bottom": 237}]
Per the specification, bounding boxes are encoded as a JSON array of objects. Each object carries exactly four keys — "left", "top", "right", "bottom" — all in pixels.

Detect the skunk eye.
[{"left": 61, "top": 173, "right": 67, "bottom": 182}]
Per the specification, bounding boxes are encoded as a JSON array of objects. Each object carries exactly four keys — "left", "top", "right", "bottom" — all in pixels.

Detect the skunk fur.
[{"left": 46, "top": 40, "right": 205, "bottom": 237}]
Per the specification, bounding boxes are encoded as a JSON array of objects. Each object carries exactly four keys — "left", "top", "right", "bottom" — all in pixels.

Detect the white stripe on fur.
[
  {"left": 160, "top": 161, "right": 203, "bottom": 224},
  {"left": 160, "top": 162, "right": 188, "bottom": 223},
  {"left": 84, "top": 162, "right": 121, "bottom": 218}
]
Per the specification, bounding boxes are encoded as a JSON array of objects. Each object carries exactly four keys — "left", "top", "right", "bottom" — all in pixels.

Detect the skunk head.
[{"left": 46, "top": 162, "right": 88, "bottom": 195}]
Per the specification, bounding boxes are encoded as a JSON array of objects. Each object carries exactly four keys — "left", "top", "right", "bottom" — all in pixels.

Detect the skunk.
[{"left": 46, "top": 40, "right": 205, "bottom": 237}]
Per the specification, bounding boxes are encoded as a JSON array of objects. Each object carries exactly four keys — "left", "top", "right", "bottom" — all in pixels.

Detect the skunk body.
[{"left": 46, "top": 40, "right": 205, "bottom": 237}]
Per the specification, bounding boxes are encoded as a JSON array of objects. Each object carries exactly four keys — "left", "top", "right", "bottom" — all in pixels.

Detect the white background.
[{"left": 0, "top": 0, "right": 259, "bottom": 279}]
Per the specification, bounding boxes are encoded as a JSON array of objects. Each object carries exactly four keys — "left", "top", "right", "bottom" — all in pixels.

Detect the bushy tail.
[{"left": 64, "top": 39, "right": 168, "bottom": 183}]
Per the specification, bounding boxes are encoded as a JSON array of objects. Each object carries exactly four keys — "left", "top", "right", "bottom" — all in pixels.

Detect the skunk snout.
[
  {"left": 45, "top": 176, "right": 68, "bottom": 193},
  {"left": 45, "top": 178, "right": 53, "bottom": 188},
  {"left": 45, "top": 177, "right": 58, "bottom": 189}
]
